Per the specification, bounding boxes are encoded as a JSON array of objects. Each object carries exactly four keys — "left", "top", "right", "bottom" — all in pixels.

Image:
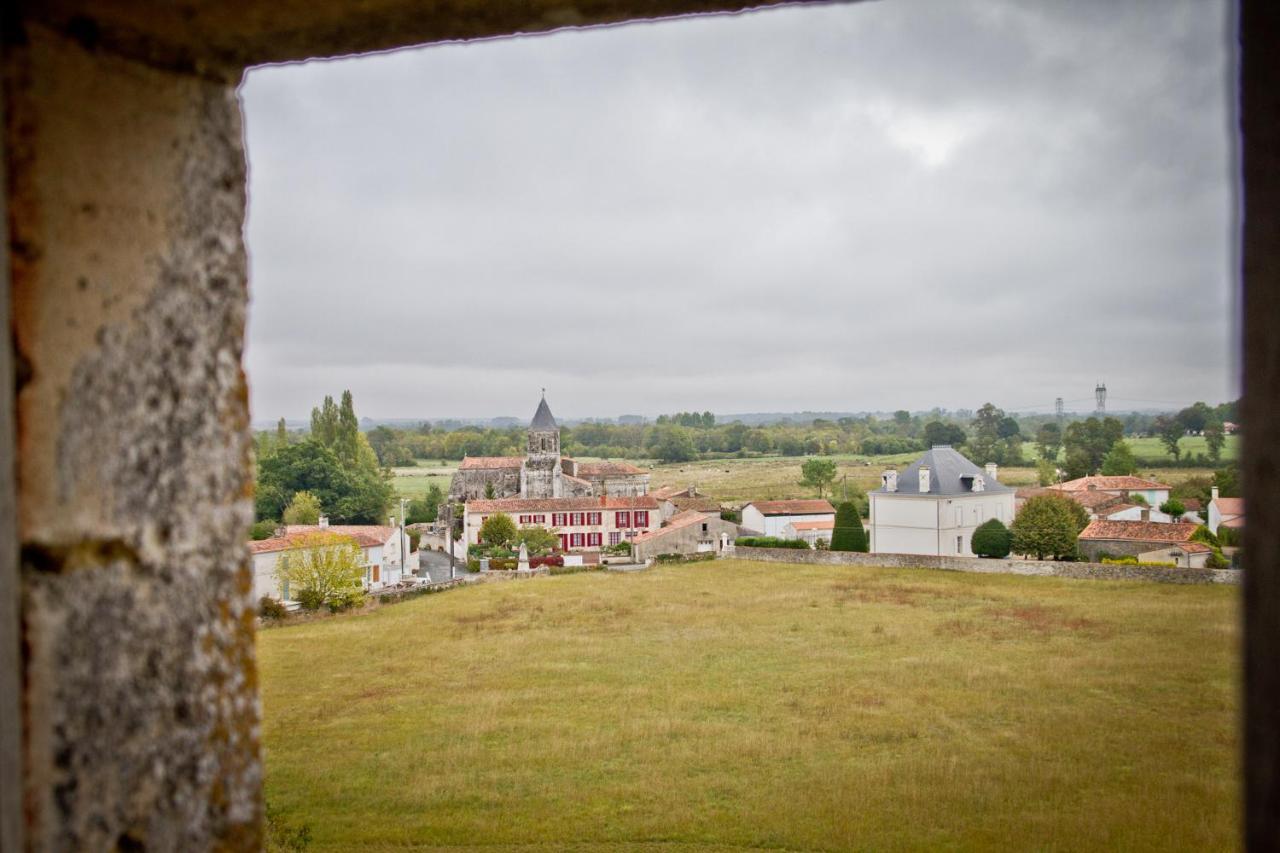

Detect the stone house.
[
  {"left": 740, "top": 499, "right": 836, "bottom": 537},
  {"left": 867, "top": 445, "right": 1015, "bottom": 557},
  {"left": 631, "top": 511, "right": 739, "bottom": 562},
  {"left": 561, "top": 458, "right": 650, "bottom": 496},
  {"left": 463, "top": 495, "right": 660, "bottom": 550},
  {"left": 1050, "top": 475, "right": 1172, "bottom": 508},
  {"left": 1076, "top": 519, "right": 1201, "bottom": 561}
]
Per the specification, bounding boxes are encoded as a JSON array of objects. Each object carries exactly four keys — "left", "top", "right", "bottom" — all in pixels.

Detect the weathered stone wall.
[
  {"left": 633, "top": 516, "right": 737, "bottom": 562},
  {"left": 448, "top": 466, "right": 521, "bottom": 500},
  {"left": 1076, "top": 538, "right": 1176, "bottom": 562},
  {"left": 733, "top": 547, "right": 1240, "bottom": 586},
  {"left": 4, "top": 22, "right": 260, "bottom": 849}
]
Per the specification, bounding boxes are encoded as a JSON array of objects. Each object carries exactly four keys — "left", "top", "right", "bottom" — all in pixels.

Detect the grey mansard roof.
[
  {"left": 530, "top": 396, "right": 558, "bottom": 431},
  {"left": 873, "top": 445, "right": 1013, "bottom": 496}
]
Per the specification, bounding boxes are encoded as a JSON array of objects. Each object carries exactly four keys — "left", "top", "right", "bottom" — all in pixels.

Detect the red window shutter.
[
  {"left": 636, "top": 511, "right": 649, "bottom": 527},
  {"left": 616, "top": 511, "right": 630, "bottom": 527},
  {"left": 559, "top": 534, "right": 568, "bottom": 550}
]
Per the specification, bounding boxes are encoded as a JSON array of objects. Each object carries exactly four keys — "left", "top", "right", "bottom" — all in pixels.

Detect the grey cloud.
[{"left": 241, "top": 0, "right": 1235, "bottom": 420}]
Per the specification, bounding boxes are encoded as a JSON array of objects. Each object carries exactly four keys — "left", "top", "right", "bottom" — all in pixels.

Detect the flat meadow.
[{"left": 258, "top": 560, "right": 1239, "bottom": 851}]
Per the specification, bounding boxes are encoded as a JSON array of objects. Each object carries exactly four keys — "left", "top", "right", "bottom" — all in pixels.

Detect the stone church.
[{"left": 448, "top": 395, "right": 650, "bottom": 500}]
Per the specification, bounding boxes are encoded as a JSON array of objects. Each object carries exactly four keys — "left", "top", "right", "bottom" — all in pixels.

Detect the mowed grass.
[{"left": 258, "top": 561, "right": 1239, "bottom": 851}]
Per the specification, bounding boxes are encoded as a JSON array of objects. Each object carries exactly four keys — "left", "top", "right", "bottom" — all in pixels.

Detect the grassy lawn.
[
  {"left": 259, "top": 560, "right": 1239, "bottom": 851},
  {"left": 391, "top": 461, "right": 456, "bottom": 500},
  {"left": 1125, "top": 435, "right": 1239, "bottom": 463}
]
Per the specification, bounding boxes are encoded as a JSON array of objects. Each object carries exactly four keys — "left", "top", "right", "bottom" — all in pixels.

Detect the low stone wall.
[{"left": 732, "top": 547, "right": 1241, "bottom": 586}]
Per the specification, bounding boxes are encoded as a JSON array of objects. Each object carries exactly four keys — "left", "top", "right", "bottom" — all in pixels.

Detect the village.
[{"left": 248, "top": 393, "right": 1245, "bottom": 610}]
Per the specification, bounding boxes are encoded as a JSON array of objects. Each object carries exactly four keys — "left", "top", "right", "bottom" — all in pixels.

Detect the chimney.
[
  {"left": 318, "top": 516, "right": 329, "bottom": 529},
  {"left": 689, "top": 483, "right": 697, "bottom": 497},
  {"left": 985, "top": 462, "right": 998, "bottom": 481},
  {"left": 1211, "top": 486, "right": 1219, "bottom": 502},
  {"left": 918, "top": 466, "right": 931, "bottom": 494},
  {"left": 882, "top": 470, "right": 898, "bottom": 493},
  {"left": 1141, "top": 508, "right": 1150, "bottom": 522}
]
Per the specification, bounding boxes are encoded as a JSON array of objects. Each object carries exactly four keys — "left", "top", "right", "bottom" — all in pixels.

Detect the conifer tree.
[{"left": 830, "top": 501, "right": 867, "bottom": 552}]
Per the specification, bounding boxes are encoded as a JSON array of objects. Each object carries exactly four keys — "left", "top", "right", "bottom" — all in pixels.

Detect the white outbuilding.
[{"left": 867, "top": 445, "right": 1016, "bottom": 556}]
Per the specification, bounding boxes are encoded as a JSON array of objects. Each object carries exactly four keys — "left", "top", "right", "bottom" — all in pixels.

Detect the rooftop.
[
  {"left": 466, "top": 495, "right": 658, "bottom": 513},
  {"left": 1053, "top": 475, "right": 1172, "bottom": 492},
  {"left": 745, "top": 499, "right": 836, "bottom": 516},
  {"left": 530, "top": 395, "right": 558, "bottom": 431},
  {"left": 571, "top": 460, "right": 647, "bottom": 476},
  {"left": 874, "top": 446, "right": 1013, "bottom": 497},
  {"left": 1079, "top": 520, "right": 1199, "bottom": 544},
  {"left": 248, "top": 529, "right": 386, "bottom": 554},
  {"left": 787, "top": 519, "right": 836, "bottom": 531},
  {"left": 632, "top": 510, "right": 715, "bottom": 542},
  {"left": 458, "top": 456, "right": 523, "bottom": 470}
]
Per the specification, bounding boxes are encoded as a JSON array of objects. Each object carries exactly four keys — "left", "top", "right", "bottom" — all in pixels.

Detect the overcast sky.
[{"left": 240, "top": 0, "right": 1236, "bottom": 422}]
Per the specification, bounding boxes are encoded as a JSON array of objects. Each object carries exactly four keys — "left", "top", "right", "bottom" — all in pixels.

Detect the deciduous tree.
[
  {"left": 1204, "top": 420, "right": 1225, "bottom": 463},
  {"left": 798, "top": 458, "right": 838, "bottom": 498},
  {"left": 275, "top": 532, "right": 366, "bottom": 611},
  {"left": 1100, "top": 440, "right": 1137, "bottom": 476},
  {"left": 478, "top": 513, "right": 518, "bottom": 547},
  {"left": 282, "top": 490, "right": 322, "bottom": 525},
  {"left": 1155, "top": 415, "right": 1183, "bottom": 461},
  {"left": 1011, "top": 494, "right": 1087, "bottom": 561}
]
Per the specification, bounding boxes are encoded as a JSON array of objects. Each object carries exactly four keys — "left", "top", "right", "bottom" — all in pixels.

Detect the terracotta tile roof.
[
  {"left": 563, "top": 474, "right": 592, "bottom": 488},
  {"left": 1053, "top": 475, "right": 1172, "bottom": 492},
  {"left": 1015, "top": 487, "right": 1057, "bottom": 500},
  {"left": 1079, "top": 520, "right": 1198, "bottom": 544},
  {"left": 651, "top": 485, "right": 688, "bottom": 500},
  {"left": 1099, "top": 503, "right": 1141, "bottom": 517},
  {"left": 1067, "top": 490, "right": 1126, "bottom": 510},
  {"left": 632, "top": 510, "right": 714, "bottom": 542},
  {"left": 248, "top": 529, "right": 385, "bottom": 554},
  {"left": 788, "top": 519, "right": 836, "bottom": 531},
  {"left": 1212, "top": 497, "right": 1245, "bottom": 516},
  {"left": 574, "top": 460, "right": 647, "bottom": 476},
  {"left": 669, "top": 496, "right": 722, "bottom": 513},
  {"left": 284, "top": 524, "right": 395, "bottom": 542},
  {"left": 1222, "top": 517, "right": 1246, "bottom": 529},
  {"left": 746, "top": 500, "right": 836, "bottom": 516},
  {"left": 465, "top": 495, "right": 659, "bottom": 513},
  {"left": 458, "top": 456, "right": 523, "bottom": 470},
  {"left": 1178, "top": 542, "right": 1213, "bottom": 554},
  {"left": 1181, "top": 498, "right": 1203, "bottom": 511}
]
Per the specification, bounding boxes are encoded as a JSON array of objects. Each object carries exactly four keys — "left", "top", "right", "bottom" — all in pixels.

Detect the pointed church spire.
[{"left": 531, "top": 394, "right": 557, "bottom": 431}]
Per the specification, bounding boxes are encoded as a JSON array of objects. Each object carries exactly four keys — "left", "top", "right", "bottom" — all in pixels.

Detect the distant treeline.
[{"left": 270, "top": 400, "right": 1239, "bottom": 467}]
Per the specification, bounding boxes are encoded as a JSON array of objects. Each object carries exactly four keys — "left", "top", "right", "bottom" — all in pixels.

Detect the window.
[
  {"left": 634, "top": 510, "right": 649, "bottom": 527},
  {"left": 535, "top": 514, "right": 546, "bottom": 524},
  {"left": 609, "top": 531, "right": 621, "bottom": 546},
  {"left": 957, "top": 535, "right": 963, "bottom": 554},
  {"left": 552, "top": 512, "right": 566, "bottom": 526},
  {"left": 616, "top": 511, "right": 631, "bottom": 527},
  {"left": 587, "top": 532, "right": 602, "bottom": 547},
  {"left": 571, "top": 533, "right": 585, "bottom": 548},
  {"left": 570, "top": 512, "right": 585, "bottom": 526},
  {"left": 701, "top": 523, "right": 708, "bottom": 533},
  {"left": 587, "top": 512, "right": 601, "bottom": 525}
]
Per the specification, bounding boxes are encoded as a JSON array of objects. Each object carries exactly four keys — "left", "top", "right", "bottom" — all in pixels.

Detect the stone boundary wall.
[{"left": 732, "top": 547, "right": 1241, "bottom": 586}]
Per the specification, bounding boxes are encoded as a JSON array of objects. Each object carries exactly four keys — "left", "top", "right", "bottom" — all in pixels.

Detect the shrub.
[
  {"left": 489, "top": 558, "right": 517, "bottom": 570},
  {"left": 654, "top": 552, "right": 717, "bottom": 564},
  {"left": 830, "top": 502, "right": 867, "bottom": 552},
  {"left": 251, "top": 520, "right": 279, "bottom": 541},
  {"left": 736, "top": 536, "right": 809, "bottom": 549},
  {"left": 971, "top": 518, "right": 1012, "bottom": 558},
  {"left": 295, "top": 587, "right": 326, "bottom": 612},
  {"left": 258, "top": 596, "right": 288, "bottom": 620},
  {"left": 466, "top": 558, "right": 481, "bottom": 572},
  {"left": 1101, "top": 556, "right": 1177, "bottom": 568},
  {"left": 1190, "top": 525, "right": 1220, "bottom": 547},
  {"left": 530, "top": 555, "right": 564, "bottom": 568},
  {"left": 1159, "top": 498, "right": 1186, "bottom": 518},
  {"left": 1205, "top": 548, "right": 1230, "bottom": 570},
  {"left": 326, "top": 587, "right": 365, "bottom": 613},
  {"left": 720, "top": 509, "right": 742, "bottom": 524}
]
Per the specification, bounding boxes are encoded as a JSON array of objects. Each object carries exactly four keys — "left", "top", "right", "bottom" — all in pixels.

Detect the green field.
[
  {"left": 390, "top": 461, "right": 456, "bottom": 500},
  {"left": 259, "top": 561, "right": 1239, "bottom": 851},
  {"left": 1124, "top": 434, "right": 1239, "bottom": 463}
]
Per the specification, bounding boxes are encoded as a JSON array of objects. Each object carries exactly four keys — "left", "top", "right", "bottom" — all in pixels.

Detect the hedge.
[{"left": 735, "top": 536, "right": 809, "bottom": 549}]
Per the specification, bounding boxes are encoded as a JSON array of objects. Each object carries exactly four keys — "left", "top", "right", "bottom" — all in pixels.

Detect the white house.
[
  {"left": 867, "top": 446, "right": 1015, "bottom": 556},
  {"left": 285, "top": 520, "right": 413, "bottom": 586},
  {"left": 1207, "top": 487, "right": 1245, "bottom": 535},
  {"left": 462, "top": 495, "right": 661, "bottom": 550},
  {"left": 740, "top": 500, "right": 836, "bottom": 538},
  {"left": 249, "top": 528, "right": 387, "bottom": 602},
  {"left": 781, "top": 518, "right": 836, "bottom": 548}
]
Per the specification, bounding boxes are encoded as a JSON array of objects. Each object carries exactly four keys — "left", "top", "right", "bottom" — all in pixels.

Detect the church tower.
[{"left": 521, "top": 392, "right": 563, "bottom": 498}]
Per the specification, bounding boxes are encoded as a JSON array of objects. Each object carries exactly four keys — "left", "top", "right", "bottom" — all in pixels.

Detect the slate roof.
[
  {"left": 466, "top": 495, "right": 658, "bottom": 513},
  {"left": 458, "top": 456, "right": 523, "bottom": 470},
  {"left": 746, "top": 500, "right": 835, "bottom": 516},
  {"left": 873, "top": 445, "right": 1013, "bottom": 496},
  {"left": 530, "top": 396, "right": 558, "bottom": 431},
  {"left": 1079, "top": 520, "right": 1198, "bottom": 543}
]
